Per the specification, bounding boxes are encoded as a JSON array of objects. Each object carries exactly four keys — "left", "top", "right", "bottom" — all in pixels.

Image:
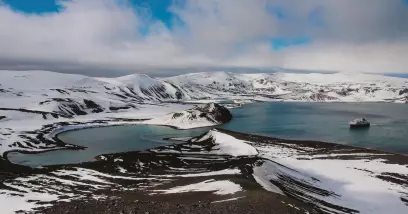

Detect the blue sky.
[
  {"left": 2, "top": 0, "right": 175, "bottom": 26},
  {"left": 2, "top": 0, "right": 312, "bottom": 50},
  {"left": 3, "top": 0, "right": 62, "bottom": 13},
  {"left": 0, "top": 0, "right": 407, "bottom": 76}
]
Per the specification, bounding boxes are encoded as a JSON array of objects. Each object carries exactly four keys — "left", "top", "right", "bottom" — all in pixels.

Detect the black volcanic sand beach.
[
  {"left": 43, "top": 191, "right": 319, "bottom": 214},
  {"left": 33, "top": 150, "right": 322, "bottom": 214},
  {"left": 0, "top": 151, "right": 320, "bottom": 214},
  {"left": 1, "top": 129, "right": 408, "bottom": 213}
]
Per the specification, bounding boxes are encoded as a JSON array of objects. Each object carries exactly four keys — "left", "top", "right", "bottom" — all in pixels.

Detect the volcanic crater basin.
[
  {"left": 1, "top": 127, "right": 408, "bottom": 214},
  {"left": 2, "top": 100, "right": 408, "bottom": 213}
]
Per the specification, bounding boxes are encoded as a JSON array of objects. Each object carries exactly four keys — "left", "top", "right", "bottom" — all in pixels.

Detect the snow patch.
[
  {"left": 155, "top": 168, "right": 241, "bottom": 178},
  {"left": 153, "top": 179, "right": 242, "bottom": 195},
  {"left": 196, "top": 130, "right": 258, "bottom": 157},
  {"left": 211, "top": 196, "right": 246, "bottom": 203}
]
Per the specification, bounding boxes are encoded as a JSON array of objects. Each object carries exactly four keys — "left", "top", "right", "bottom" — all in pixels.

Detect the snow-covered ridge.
[
  {"left": 190, "top": 129, "right": 258, "bottom": 157},
  {"left": 1, "top": 70, "right": 407, "bottom": 119},
  {"left": 0, "top": 70, "right": 185, "bottom": 118},
  {"left": 194, "top": 129, "right": 408, "bottom": 214},
  {"left": 163, "top": 71, "right": 408, "bottom": 102}
]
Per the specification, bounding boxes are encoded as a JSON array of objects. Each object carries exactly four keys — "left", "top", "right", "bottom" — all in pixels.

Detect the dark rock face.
[
  {"left": 194, "top": 103, "right": 233, "bottom": 124},
  {"left": 39, "top": 98, "right": 106, "bottom": 116},
  {"left": 172, "top": 112, "right": 185, "bottom": 119},
  {"left": 309, "top": 93, "right": 338, "bottom": 101},
  {"left": 83, "top": 99, "right": 104, "bottom": 113},
  {"left": 109, "top": 106, "right": 130, "bottom": 111},
  {"left": 399, "top": 88, "right": 408, "bottom": 96},
  {"left": 165, "top": 103, "right": 232, "bottom": 127},
  {"left": 175, "top": 90, "right": 183, "bottom": 100}
]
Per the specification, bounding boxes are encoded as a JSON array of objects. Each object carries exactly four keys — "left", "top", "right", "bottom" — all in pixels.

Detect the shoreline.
[
  {"left": 1, "top": 127, "right": 408, "bottom": 213},
  {"left": 2, "top": 102, "right": 232, "bottom": 166},
  {"left": 5, "top": 119, "right": 408, "bottom": 168},
  {"left": 4, "top": 101, "right": 408, "bottom": 168}
]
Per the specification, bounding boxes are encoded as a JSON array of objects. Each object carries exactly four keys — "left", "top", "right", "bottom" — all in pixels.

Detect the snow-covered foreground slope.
[
  {"left": 192, "top": 129, "right": 408, "bottom": 214},
  {"left": 2, "top": 128, "right": 407, "bottom": 213}
]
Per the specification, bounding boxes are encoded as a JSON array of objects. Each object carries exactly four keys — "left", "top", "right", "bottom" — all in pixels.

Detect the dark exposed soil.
[{"left": 43, "top": 191, "right": 321, "bottom": 214}]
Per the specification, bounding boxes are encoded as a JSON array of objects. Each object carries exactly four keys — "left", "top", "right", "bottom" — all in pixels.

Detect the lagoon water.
[
  {"left": 224, "top": 102, "right": 408, "bottom": 154},
  {"left": 8, "top": 126, "right": 208, "bottom": 167},
  {"left": 8, "top": 102, "right": 408, "bottom": 167}
]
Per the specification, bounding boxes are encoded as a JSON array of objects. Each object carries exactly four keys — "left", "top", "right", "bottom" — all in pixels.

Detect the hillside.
[{"left": 1, "top": 70, "right": 407, "bottom": 119}]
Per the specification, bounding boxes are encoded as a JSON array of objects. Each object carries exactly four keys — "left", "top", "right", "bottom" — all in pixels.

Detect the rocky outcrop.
[
  {"left": 192, "top": 103, "right": 233, "bottom": 124},
  {"left": 309, "top": 93, "right": 338, "bottom": 101},
  {"left": 144, "top": 103, "right": 232, "bottom": 129},
  {"left": 399, "top": 88, "right": 408, "bottom": 96}
]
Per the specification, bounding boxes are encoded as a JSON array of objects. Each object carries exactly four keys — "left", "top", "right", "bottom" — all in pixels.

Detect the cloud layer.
[{"left": 0, "top": 0, "right": 408, "bottom": 75}]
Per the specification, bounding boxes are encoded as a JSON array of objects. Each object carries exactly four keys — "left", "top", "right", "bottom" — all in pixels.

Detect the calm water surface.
[
  {"left": 8, "top": 125, "right": 207, "bottom": 167},
  {"left": 224, "top": 102, "right": 408, "bottom": 154},
  {"left": 9, "top": 102, "right": 408, "bottom": 167}
]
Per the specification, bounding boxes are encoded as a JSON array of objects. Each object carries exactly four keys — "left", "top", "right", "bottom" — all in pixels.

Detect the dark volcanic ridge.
[
  {"left": 1, "top": 128, "right": 408, "bottom": 214},
  {"left": 143, "top": 102, "right": 233, "bottom": 129}
]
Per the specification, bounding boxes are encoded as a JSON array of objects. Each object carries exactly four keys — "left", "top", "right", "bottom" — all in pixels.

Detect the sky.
[{"left": 0, "top": 0, "right": 408, "bottom": 77}]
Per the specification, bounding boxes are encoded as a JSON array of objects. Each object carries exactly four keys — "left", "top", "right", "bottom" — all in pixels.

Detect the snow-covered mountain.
[
  {"left": 0, "top": 71, "right": 185, "bottom": 118},
  {"left": 1, "top": 70, "right": 407, "bottom": 118},
  {"left": 164, "top": 71, "right": 408, "bottom": 102}
]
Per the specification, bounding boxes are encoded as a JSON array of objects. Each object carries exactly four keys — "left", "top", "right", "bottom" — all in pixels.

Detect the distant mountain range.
[{"left": 1, "top": 70, "right": 407, "bottom": 117}]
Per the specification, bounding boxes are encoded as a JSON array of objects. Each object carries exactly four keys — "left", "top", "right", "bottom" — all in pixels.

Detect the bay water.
[{"left": 8, "top": 102, "right": 408, "bottom": 167}]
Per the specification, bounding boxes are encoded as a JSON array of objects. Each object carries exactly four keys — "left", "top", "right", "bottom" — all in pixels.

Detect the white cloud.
[
  {"left": 282, "top": 41, "right": 408, "bottom": 74},
  {"left": 170, "top": 0, "right": 277, "bottom": 56},
  {"left": 0, "top": 0, "right": 407, "bottom": 75}
]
